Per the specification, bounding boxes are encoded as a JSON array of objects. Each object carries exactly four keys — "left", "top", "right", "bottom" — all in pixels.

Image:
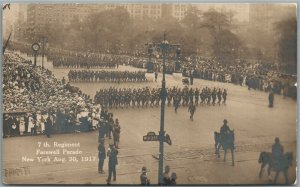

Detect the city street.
[{"left": 2, "top": 53, "right": 297, "bottom": 185}]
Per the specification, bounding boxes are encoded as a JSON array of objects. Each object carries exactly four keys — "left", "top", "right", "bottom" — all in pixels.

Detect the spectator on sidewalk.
[
  {"left": 170, "top": 172, "right": 177, "bottom": 185},
  {"left": 163, "top": 165, "right": 171, "bottom": 185},
  {"left": 140, "top": 166, "right": 150, "bottom": 185},
  {"left": 98, "top": 139, "right": 106, "bottom": 174}
]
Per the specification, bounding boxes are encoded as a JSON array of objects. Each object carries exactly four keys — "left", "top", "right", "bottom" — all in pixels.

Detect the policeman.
[
  {"left": 106, "top": 144, "right": 118, "bottom": 184},
  {"left": 140, "top": 166, "right": 150, "bottom": 185},
  {"left": 98, "top": 139, "right": 106, "bottom": 174}
]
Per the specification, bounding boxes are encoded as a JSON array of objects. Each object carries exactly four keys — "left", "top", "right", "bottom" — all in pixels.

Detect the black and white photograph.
[{"left": 2, "top": 2, "right": 297, "bottom": 185}]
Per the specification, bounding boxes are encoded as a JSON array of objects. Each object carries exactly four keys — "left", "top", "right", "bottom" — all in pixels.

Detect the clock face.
[{"left": 32, "top": 43, "right": 40, "bottom": 51}]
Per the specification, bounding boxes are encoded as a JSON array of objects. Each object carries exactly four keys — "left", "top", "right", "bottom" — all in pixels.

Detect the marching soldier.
[
  {"left": 212, "top": 88, "right": 217, "bottom": 105},
  {"left": 195, "top": 88, "right": 200, "bottom": 105},
  {"left": 167, "top": 89, "right": 172, "bottom": 107},
  {"left": 188, "top": 103, "right": 196, "bottom": 121},
  {"left": 188, "top": 88, "right": 194, "bottom": 105},
  {"left": 207, "top": 88, "right": 211, "bottom": 105},
  {"left": 222, "top": 89, "right": 227, "bottom": 105},
  {"left": 174, "top": 95, "right": 180, "bottom": 113},
  {"left": 217, "top": 88, "right": 222, "bottom": 105}
]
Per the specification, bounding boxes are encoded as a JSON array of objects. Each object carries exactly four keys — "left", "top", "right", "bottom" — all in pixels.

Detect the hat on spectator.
[{"left": 141, "top": 166, "right": 148, "bottom": 173}]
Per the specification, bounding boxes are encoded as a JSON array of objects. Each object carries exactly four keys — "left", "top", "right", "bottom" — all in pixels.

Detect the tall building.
[
  {"left": 104, "top": 4, "right": 162, "bottom": 19},
  {"left": 24, "top": 4, "right": 106, "bottom": 38},
  {"left": 171, "top": 4, "right": 190, "bottom": 20}
]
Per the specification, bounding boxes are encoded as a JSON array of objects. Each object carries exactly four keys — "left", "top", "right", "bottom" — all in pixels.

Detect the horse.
[
  {"left": 214, "top": 130, "right": 235, "bottom": 166},
  {"left": 258, "top": 151, "right": 293, "bottom": 184}
]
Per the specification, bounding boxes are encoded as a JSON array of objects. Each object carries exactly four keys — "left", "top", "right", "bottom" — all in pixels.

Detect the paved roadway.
[{"left": 2, "top": 53, "right": 297, "bottom": 185}]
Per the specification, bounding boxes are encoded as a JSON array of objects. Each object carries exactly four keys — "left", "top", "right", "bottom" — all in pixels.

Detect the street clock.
[{"left": 32, "top": 43, "right": 40, "bottom": 52}]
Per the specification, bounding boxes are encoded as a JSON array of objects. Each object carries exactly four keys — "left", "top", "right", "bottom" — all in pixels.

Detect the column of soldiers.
[
  {"left": 68, "top": 70, "right": 147, "bottom": 82},
  {"left": 50, "top": 53, "right": 120, "bottom": 69},
  {"left": 94, "top": 86, "right": 228, "bottom": 109}
]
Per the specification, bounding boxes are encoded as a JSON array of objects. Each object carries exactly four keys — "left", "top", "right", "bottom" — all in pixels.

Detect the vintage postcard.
[{"left": 2, "top": 2, "right": 297, "bottom": 185}]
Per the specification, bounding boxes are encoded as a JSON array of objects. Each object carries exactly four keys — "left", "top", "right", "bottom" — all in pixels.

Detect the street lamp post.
[{"left": 147, "top": 33, "right": 183, "bottom": 184}]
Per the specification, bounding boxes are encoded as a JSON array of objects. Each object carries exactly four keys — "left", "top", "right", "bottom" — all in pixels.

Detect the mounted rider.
[
  {"left": 220, "top": 119, "right": 231, "bottom": 140},
  {"left": 272, "top": 137, "right": 284, "bottom": 167}
]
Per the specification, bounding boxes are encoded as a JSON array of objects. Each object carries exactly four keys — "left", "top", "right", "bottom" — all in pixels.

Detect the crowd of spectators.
[{"left": 2, "top": 51, "right": 106, "bottom": 138}]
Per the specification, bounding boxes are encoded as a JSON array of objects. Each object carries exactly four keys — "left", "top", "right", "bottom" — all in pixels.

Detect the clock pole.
[{"left": 31, "top": 43, "right": 40, "bottom": 68}]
